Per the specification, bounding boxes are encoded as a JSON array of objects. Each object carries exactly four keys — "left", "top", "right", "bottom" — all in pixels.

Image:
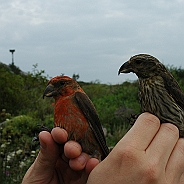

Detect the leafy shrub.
[
  {"left": 0, "top": 115, "right": 40, "bottom": 184},
  {"left": 1, "top": 62, "right": 184, "bottom": 183}
]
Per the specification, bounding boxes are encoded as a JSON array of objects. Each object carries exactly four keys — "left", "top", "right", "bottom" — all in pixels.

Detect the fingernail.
[{"left": 78, "top": 154, "right": 87, "bottom": 166}]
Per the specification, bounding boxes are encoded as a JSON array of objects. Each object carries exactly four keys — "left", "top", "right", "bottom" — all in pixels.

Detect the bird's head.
[
  {"left": 43, "top": 76, "right": 80, "bottom": 99},
  {"left": 118, "top": 54, "right": 165, "bottom": 79}
]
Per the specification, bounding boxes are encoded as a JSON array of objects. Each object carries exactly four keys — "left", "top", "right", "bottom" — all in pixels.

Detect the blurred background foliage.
[{"left": 0, "top": 61, "right": 184, "bottom": 183}]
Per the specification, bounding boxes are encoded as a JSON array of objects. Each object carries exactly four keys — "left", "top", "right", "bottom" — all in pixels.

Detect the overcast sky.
[{"left": 1, "top": 0, "right": 184, "bottom": 84}]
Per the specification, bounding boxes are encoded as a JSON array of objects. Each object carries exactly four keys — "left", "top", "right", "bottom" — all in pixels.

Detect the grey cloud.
[{"left": 1, "top": 0, "right": 184, "bottom": 83}]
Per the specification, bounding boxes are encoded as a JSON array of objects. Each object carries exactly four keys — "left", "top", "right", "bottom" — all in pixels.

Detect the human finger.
[
  {"left": 85, "top": 158, "right": 99, "bottom": 175},
  {"left": 78, "top": 157, "right": 100, "bottom": 183},
  {"left": 69, "top": 153, "right": 99, "bottom": 173},
  {"left": 166, "top": 138, "right": 184, "bottom": 183},
  {"left": 64, "top": 140, "right": 82, "bottom": 159},
  {"left": 36, "top": 131, "right": 60, "bottom": 169},
  {"left": 22, "top": 131, "right": 60, "bottom": 183},
  {"left": 147, "top": 123, "right": 179, "bottom": 168},
  {"left": 51, "top": 127, "right": 68, "bottom": 144},
  {"left": 120, "top": 112, "right": 160, "bottom": 150},
  {"left": 69, "top": 152, "right": 90, "bottom": 170}
]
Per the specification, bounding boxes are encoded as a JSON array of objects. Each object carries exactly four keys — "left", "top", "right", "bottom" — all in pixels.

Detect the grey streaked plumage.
[{"left": 118, "top": 54, "right": 184, "bottom": 137}]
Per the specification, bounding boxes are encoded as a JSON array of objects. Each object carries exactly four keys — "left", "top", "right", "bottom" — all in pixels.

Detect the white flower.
[
  {"left": 10, "top": 151, "right": 15, "bottom": 157},
  {"left": 31, "top": 150, "right": 36, "bottom": 157},
  {"left": 16, "top": 149, "right": 23, "bottom": 155},
  {"left": 7, "top": 155, "right": 11, "bottom": 161},
  {"left": 20, "top": 161, "right": 26, "bottom": 168},
  {"left": 1, "top": 143, "right": 6, "bottom": 148},
  {"left": 7, "top": 151, "right": 15, "bottom": 161}
]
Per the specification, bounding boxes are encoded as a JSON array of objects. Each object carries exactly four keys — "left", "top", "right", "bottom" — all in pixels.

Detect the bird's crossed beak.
[
  {"left": 118, "top": 61, "right": 134, "bottom": 75},
  {"left": 43, "top": 84, "right": 58, "bottom": 99}
]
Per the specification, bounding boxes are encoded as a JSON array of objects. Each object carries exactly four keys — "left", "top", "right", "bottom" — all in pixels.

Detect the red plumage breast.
[{"left": 54, "top": 95, "right": 90, "bottom": 141}]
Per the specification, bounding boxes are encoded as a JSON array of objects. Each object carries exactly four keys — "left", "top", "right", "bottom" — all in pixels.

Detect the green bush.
[
  {"left": 0, "top": 115, "right": 40, "bottom": 184},
  {"left": 1, "top": 62, "right": 184, "bottom": 183}
]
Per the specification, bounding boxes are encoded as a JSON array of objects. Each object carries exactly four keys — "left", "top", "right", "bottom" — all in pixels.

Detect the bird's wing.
[
  {"left": 161, "top": 72, "right": 184, "bottom": 109},
  {"left": 75, "top": 91, "right": 109, "bottom": 156}
]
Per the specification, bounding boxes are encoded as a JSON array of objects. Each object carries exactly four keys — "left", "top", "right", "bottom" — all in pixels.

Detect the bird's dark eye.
[
  {"left": 59, "top": 81, "right": 65, "bottom": 86},
  {"left": 135, "top": 59, "right": 142, "bottom": 64},
  {"left": 54, "top": 81, "right": 65, "bottom": 88}
]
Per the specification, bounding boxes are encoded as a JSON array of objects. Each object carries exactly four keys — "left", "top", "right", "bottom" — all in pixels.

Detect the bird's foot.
[
  {"left": 128, "top": 114, "right": 140, "bottom": 126},
  {"left": 32, "top": 125, "right": 52, "bottom": 142}
]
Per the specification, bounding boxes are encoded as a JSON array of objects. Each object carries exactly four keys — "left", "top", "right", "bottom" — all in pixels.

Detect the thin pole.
[{"left": 9, "top": 49, "right": 15, "bottom": 65}]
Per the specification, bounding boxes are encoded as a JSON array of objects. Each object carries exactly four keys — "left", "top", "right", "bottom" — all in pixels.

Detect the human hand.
[
  {"left": 87, "top": 112, "right": 184, "bottom": 184},
  {"left": 22, "top": 127, "right": 99, "bottom": 184}
]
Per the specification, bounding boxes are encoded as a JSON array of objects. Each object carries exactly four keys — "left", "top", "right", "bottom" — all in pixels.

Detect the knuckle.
[
  {"left": 115, "top": 145, "right": 137, "bottom": 163},
  {"left": 140, "top": 161, "right": 160, "bottom": 183}
]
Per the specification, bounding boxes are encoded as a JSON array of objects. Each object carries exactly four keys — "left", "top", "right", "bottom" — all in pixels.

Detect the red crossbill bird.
[
  {"left": 118, "top": 54, "right": 184, "bottom": 137},
  {"left": 43, "top": 76, "right": 109, "bottom": 160}
]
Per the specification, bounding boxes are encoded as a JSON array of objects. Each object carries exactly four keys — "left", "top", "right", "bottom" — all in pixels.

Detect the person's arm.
[
  {"left": 87, "top": 112, "right": 184, "bottom": 184},
  {"left": 22, "top": 128, "right": 99, "bottom": 184}
]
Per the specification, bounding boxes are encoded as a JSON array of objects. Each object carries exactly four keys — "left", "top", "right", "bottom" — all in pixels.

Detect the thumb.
[
  {"left": 35, "top": 131, "right": 60, "bottom": 170},
  {"left": 22, "top": 131, "right": 60, "bottom": 183}
]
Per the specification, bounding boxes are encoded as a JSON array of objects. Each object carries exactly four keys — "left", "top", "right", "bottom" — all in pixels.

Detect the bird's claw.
[
  {"left": 32, "top": 125, "right": 52, "bottom": 142},
  {"left": 128, "top": 114, "right": 140, "bottom": 126}
]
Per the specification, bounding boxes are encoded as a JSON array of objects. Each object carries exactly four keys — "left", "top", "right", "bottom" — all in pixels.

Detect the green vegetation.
[{"left": 1, "top": 62, "right": 184, "bottom": 183}]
